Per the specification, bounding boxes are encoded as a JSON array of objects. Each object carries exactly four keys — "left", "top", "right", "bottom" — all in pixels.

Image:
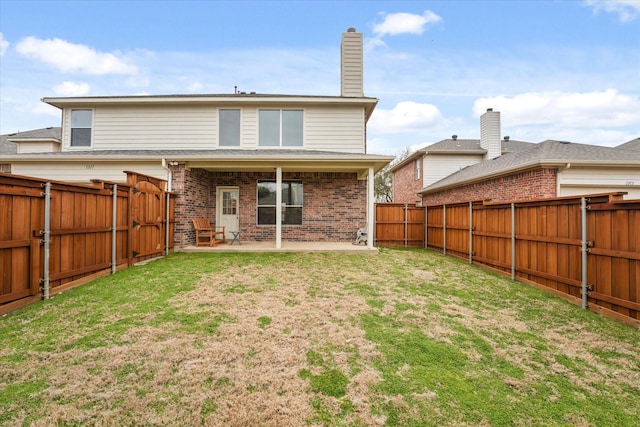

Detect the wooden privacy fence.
[
  {"left": 0, "top": 172, "right": 175, "bottom": 314},
  {"left": 375, "top": 194, "right": 640, "bottom": 327}
]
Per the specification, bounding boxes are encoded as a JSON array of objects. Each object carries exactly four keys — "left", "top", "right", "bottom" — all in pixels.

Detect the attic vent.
[
  {"left": 559, "top": 140, "right": 571, "bottom": 144},
  {"left": 452, "top": 135, "right": 458, "bottom": 140},
  {"left": 347, "top": 27, "right": 356, "bottom": 32},
  {"left": 503, "top": 136, "right": 510, "bottom": 141},
  {"left": 486, "top": 108, "right": 493, "bottom": 112}
]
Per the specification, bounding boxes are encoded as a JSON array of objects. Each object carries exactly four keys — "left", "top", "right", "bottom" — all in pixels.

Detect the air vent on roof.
[
  {"left": 452, "top": 135, "right": 458, "bottom": 140},
  {"left": 486, "top": 108, "right": 493, "bottom": 112},
  {"left": 559, "top": 141, "right": 571, "bottom": 144},
  {"left": 503, "top": 136, "right": 510, "bottom": 141}
]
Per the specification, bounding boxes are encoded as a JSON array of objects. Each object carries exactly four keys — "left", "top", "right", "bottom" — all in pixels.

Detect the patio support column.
[
  {"left": 276, "top": 166, "right": 282, "bottom": 249},
  {"left": 367, "top": 167, "right": 374, "bottom": 249}
]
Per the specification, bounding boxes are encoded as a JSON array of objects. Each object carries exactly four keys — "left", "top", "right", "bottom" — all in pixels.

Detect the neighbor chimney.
[
  {"left": 480, "top": 108, "right": 501, "bottom": 159},
  {"left": 341, "top": 28, "right": 363, "bottom": 97}
]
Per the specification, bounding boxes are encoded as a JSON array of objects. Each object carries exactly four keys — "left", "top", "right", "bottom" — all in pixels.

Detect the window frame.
[
  {"left": 69, "top": 109, "right": 93, "bottom": 148},
  {"left": 258, "top": 109, "right": 304, "bottom": 148},
  {"left": 256, "top": 180, "right": 303, "bottom": 226},
  {"left": 414, "top": 158, "right": 421, "bottom": 180},
  {"left": 218, "top": 108, "right": 241, "bottom": 147}
]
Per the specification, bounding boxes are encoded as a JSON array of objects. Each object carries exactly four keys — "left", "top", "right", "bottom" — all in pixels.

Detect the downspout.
[
  {"left": 42, "top": 182, "right": 51, "bottom": 300},
  {"left": 161, "top": 159, "right": 172, "bottom": 256}
]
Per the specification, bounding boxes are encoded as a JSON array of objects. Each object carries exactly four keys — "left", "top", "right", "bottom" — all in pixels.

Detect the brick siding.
[
  {"left": 0, "top": 164, "right": 11, "bottom": 173},
  {"left": 422, "top": 168, "right": 558, "bottom": 205},
  {"left": 393, "top": 159, "right": 423, "bottom": 204},
  {"left": 172, "top": 166, "right": 367, "bottom": 246}
]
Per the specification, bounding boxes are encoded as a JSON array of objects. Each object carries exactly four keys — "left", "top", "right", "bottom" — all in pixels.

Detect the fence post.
[
  {"left": 511, "top": 203, "right": 516, "bottom": 280},
  {"left": 165, "top": 192, "right": 170, "bottom": 255},
  {"left": 404, "top": 203, "right": 408, "bottom": 248},
  {"left": 112, "top": 184, "right": 117, "bottom": 274},
  {"left": 424, "top": 206, "right": 428, "bottom": 249},
  {"left": 443, "top": 204, "right": 447, "bottom": 256},
  {"left": 581, "top": 198, "right": 588, "bottom": 309},
  {"left": 42, "top": 182, "right": 51, "bottom": 300},
  {"left": 469, "top": 202, "right": 473, "bottom": 264}
]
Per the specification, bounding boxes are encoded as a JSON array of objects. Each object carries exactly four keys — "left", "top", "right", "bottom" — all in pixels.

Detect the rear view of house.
[{"left": 2, "top": 29, "right": 393, "bottom": 248}]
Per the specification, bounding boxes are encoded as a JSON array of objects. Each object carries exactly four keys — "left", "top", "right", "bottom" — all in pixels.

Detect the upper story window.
[
  {"left": 259, "top": 109, "right": 303, "bottom": 147},
  {"left": 70, "top": 109, "right": 92, "bottom": 147},
  {"left": 414, "top": 158, "right": 421, "bottom": 180},
  {"left": 219, "top": 109, "right": 240, "bottom": 147}
]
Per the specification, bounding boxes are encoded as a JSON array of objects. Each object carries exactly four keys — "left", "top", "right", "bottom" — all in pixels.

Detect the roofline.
[
  {"left": 418, "top": 159, "right": 640, "bottom": 195},
  {"left": 7, "top": 138, "right": 61, "bottom": 143},
  {"left": 42, "top": 94, "right": 379, "bottom": 120}
]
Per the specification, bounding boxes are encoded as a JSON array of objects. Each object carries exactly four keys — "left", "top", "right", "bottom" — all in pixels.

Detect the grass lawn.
[{"left": 1, "top": 249, "right": 639, "bottom": 426}]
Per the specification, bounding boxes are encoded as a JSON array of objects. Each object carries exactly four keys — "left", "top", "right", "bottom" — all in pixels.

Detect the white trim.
[{"left": 367, "top": 167, "right": 374, "bottom": 249}]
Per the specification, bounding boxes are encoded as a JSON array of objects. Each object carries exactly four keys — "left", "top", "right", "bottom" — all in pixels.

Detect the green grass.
[{"left": 0, "top": 249, "right": 638, "bottom": 426}]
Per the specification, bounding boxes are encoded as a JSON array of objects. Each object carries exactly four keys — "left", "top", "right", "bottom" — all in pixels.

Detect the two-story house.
[
  {"left": 391, "top": 109, "right": 534, "bottom": 204},
  {"left": 2, "top": 29, "right": 394, "bottom": 248}
]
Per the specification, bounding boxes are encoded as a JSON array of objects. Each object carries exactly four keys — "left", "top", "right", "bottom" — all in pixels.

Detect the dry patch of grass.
[{"left": 1, "top": 249, "right": 639, "bottom": 426}]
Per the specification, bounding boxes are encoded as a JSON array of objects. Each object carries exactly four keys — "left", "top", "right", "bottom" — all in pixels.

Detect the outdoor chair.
[{"left": 192, "top": 218, "right": 226, "bottom": 246}]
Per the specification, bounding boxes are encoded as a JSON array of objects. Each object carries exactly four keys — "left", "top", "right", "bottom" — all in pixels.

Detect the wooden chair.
[{"left": 192, "top": 218, "right": 226, "bottom": 246}]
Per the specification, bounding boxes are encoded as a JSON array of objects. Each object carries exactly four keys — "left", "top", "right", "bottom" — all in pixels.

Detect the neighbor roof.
[
  {"left": 617, "top": 137, "right": 640, "bottom": 152},
  {"left": 420, "top": 139, "right": 640, "bottom": 194},
  {"left": 1, "top": 127, "right": 62, "bottom": 156},
  {"left": 390, "top": 138, "right": 534, "bottom": 172}
]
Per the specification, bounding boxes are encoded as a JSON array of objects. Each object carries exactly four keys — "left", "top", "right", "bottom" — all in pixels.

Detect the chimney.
[
  {"left": 480, "top": 108, "right": 501, "bottom": 159},
  {"left": 341, "top": 28, "right": 363, "bottom": 97}
]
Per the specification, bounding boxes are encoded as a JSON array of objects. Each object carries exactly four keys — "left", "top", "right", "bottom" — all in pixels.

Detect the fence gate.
[{"left": 128, "top": 173, "right": 167, "bottom": 265}]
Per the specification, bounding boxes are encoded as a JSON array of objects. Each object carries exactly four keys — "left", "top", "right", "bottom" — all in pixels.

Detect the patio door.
[{"left": 216, "top": 186, "right": 239, "bottom": 240}]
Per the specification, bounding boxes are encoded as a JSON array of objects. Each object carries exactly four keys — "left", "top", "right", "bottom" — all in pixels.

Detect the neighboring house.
[
  {"left": 419, "top": 137, "right": 640, "bottom": 205},
  {"left": 2, "top": 29, "right": 394, "bottom": 248},
  {"left": 391, "top": 109, "right": 534, "bottom": 204}
]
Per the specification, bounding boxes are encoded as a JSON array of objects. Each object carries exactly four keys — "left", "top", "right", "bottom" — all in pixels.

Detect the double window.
[
  {"left": 259, "top": 109, "right": 303, "bottom": 147},
  {"left": 219, "top": 109, "right": 241, "bottom": 146},
  {"left": 257, "top": 181, "right": 303, "bottom": 225},
  {"left": 70, "top": 109, "right": 92, "bottom": 147}
]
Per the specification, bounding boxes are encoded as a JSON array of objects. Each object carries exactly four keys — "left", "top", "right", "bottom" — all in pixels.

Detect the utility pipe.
[
  {"left": 42, "top": 182, "right": 51, "bottom": 299},
  {"left": 581, "top": 198, "right": 588, "bottom": 309},
  {"left": 111, "top": 184, "right": 117, "bottom": 274}
]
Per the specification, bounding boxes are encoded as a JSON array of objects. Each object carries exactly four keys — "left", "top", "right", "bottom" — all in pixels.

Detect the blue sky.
[{"left": 1, "top": 0, "right": 638, "bottom": 155}]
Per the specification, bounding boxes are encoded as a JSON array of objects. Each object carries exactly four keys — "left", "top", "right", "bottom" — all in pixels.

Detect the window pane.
[
  {"left": 257, "top": 182, "right": 277, "bottom": 205},
  {"left": 219, "top": 109, "right": 240, "bottom": 146},
  {"left": 282, "top": 110, "right": 303, "bottom": 146},
  {"left": 283, "top": 207, "right": 302, "bottom": 225},
  {"left": 71, "top": 128, "right": 91, "bottom": 147},
  {"left": 71, "top": 110, "right": 92, "bottom": 128},
  {"left": 258, "top": 207, "right": 276, "bottom": 225},
  {"left": 259, "top": 110, "right": 280, "bottom": 146},
  {"left": 222, "top": 190, "right": 238, "bottom": 215}
]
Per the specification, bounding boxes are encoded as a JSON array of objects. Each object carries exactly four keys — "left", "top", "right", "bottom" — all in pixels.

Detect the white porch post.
[
  {"left": 367, "top": 166, "right": 375, "bottom": 249},
  {"left": 276, "top": 166, "right": 282, "bottom": 249}
]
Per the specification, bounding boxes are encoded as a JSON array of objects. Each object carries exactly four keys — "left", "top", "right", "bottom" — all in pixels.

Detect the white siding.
[
  {"left": 423, "top": 154, "right": 482, "bottom": 187},
  {"left": 558, "top": 167, "right": 640, "bottom": 200},
  {"left": 341, "top": 31, "right": 364, "bottom": 97},
  {"left": 305, "top": 106, "right": 364, "bottom": 153},
  {"left": 17, "top": 142, "right": 60, "bottom": 153},
  {"left": 63, "top": 105, "right": 217, "bottom": 150},
  {"left": 12, "top": 161, "right": 167, "bottom": 184},
  {"left": 59, "top": 103, "right": 366, "bottom": 153}
]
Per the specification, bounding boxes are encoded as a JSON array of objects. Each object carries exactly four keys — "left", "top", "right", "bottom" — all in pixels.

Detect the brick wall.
[
  {"left": 422, "top": 168, "right": 558, "bottom": 205},
  {"left": 172, "top": 168, "right": 367, "bottom": 246},
  {"left": 393, "top": 159, "right": 423, "bottom": 204},
  {"left": 0, "top": 164, "right": 11, "bottom": 173}
]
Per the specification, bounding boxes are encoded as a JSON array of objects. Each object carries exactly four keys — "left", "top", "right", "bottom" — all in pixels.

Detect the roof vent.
[
  {"left": 486, "top": 108, "right": 493, "bottom": 112},
  {"left": 503, "top": 136, "right": 510, "bottom": 141},
  {"left": 347, "top": 27, "right": 356, "bottom": 32},
  {"left": 452, "top": 135, "right": 458, "bottom": 140},
  {"left": 559, "top": 140, "right": 571, "bottom": 144}
]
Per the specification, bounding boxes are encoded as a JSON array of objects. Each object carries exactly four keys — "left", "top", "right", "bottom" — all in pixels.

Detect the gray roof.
[
  {"left": 1, "top": 127, "right": 61, "bottom": 156},
  {"left": 617, "top": 137, "right": 640, "bottom": 152},
  {"left": 421, "top": 139, "right": 640, "bottom": 194},
  {"left": 390, "top": 138, "right": 534, "bottom": 172}
]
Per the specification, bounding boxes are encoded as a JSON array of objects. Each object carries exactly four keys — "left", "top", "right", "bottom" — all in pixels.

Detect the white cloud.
[
  {"left": 0, "top": 33, "right": 9, "bottom": 56},
  {"left": 52, "top": 81, "right": 91, "bottom": 96},
  {"left": 369, "top": 101, "right": 448, "bottom": 134},
  {"left": 373, "top": 11, "right": 442, "bottom": 37},
  {"left": 474, "top": 89, "right": 639, "bottom": 128},
  {"left": 584, "top": 0, "right": 640, "bottom": 22},
  {"left": 15, "top": 37, "right": 138, "bottom": 75}
]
